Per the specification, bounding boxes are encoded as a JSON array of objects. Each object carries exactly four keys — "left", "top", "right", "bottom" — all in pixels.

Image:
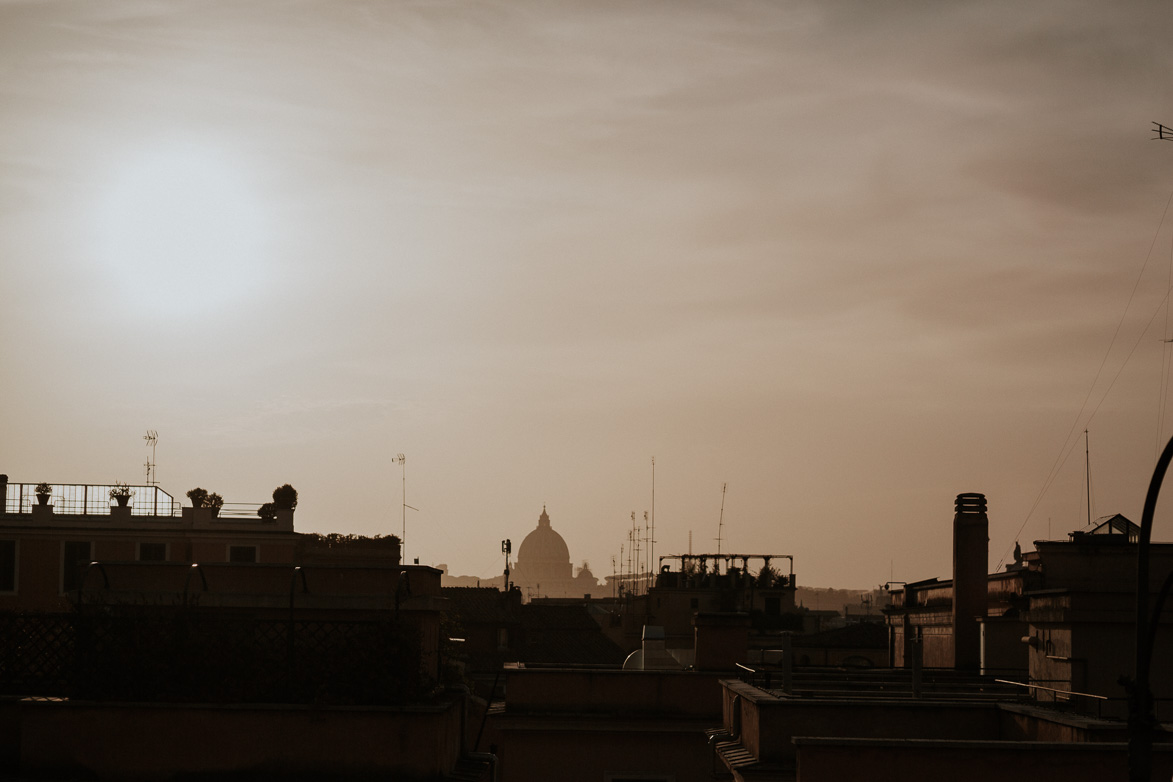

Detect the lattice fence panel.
[
  {"left": 0, "top": 610, "right": 425, "bottom": 705},
  {"left": 0, "top": 613, "right": 74, "bottom": 696}
]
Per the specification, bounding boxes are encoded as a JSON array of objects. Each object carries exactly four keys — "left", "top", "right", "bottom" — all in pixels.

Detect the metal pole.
[
  {"left": 1129, "top": 434, "right": 1173, "bottom": 781},
  {"left": 396, "top": 454, "right": 406, "bottom": 564}
]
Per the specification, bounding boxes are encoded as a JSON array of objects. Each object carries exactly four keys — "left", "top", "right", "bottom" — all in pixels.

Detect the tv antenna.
[
  {"left": 716, "top": 482, "right": 727, "bottom": 556},
  {"left": 649, "top": 456, "right": 656, "bottom": 591},
  {"left": 143, "top": 430, "right": 158, "bottom": 486},
  {"left": 394, "top": 454, "right": 418, "bottom": 564},
  {"left": 643, "top": 511, "right": 650, "bottom": 592}
]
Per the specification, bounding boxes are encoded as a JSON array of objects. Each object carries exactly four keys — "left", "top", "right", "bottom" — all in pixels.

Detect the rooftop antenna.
[
  {"left": 716, "top": 482, "right": 727, "bottom": 556},
  {"left": 630, "top": 512, "right": 638, "bottom": 595},
  {"left": 1085, "top": 429, "right": 1092, "bottom": 528},
  {"left": 143, "top": 430, "right": 158, "bottom": 486},
  {"left": 394, "top": 454, "right": 418, "bottom": 564},
  {"left": 643, "top": 511, "right": 650, "bottom": 592},
  {"left": 650, "top": 456, "right": 656, "bottom": 591},
  {"left": 619, "top": 542, "right": 625, "bottom": 595},
  {"left": 501, "top": 539, "right": 512, "bottom": 590}
]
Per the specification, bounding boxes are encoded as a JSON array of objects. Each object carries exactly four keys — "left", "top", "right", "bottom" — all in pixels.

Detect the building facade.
[{"left": 0, "top": 475, "right": 299, "bottom": 612}]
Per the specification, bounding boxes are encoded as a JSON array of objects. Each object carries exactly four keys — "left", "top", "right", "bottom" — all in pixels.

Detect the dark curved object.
[{"left": 1130, "top": 435, "right": 1173, "bottom": 781}]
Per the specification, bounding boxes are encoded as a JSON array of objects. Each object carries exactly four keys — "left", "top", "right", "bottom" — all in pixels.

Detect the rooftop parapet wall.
[
  {"left": 721, "top": 679, "right": 1002, "bottom": 764},
  {"left": 503, "top": 667, "right": 724, "bottom": 717},
  {"left": 77, "top": 562, "right": 443, "bottom": 606},
  {"left": 792, "top": 738, "right": 1173, "bottom": 782},
  {"left": 1033, "top": 539, "right": 1173, "bottom": 593}
]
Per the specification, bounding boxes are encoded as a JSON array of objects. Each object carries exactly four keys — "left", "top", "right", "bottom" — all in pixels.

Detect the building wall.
[
  {"left": 3, "top": 697, "right": 465, "bottom": 780},
  {"left": 724, "top": 679, "right": 1001, "bottom": 764},
  {"left": 492, "top": 668, "right": 725, "bottom": 782},
  {"left": 0, "top": 506, "right": 299, "bottom": 612},
  {"left": 496, "top": 719, "right": 714, "bottom": 782},
  {"left": 979, "top": 617, "right": 1028, "bottom": 675},
  {"left": 793, "top": 738, "right": 1173, "bottom": 782}
]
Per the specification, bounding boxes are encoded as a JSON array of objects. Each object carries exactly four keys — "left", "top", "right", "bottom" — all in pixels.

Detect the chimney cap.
[{"left": 955, "top": 493, "right": 987, "bottom": 514}]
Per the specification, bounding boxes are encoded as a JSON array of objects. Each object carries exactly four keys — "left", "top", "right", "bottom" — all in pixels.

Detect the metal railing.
[
  {"left": 5, "top": 483, "right": 180, "bottom": 517},
  {"left": 994, "top": 679, "right": 1108, "bottom": 718}
]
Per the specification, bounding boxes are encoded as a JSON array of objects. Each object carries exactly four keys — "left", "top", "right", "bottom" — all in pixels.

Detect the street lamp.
[{"left": 1128, "top": 434, "right": 1173, "bottom": 781}]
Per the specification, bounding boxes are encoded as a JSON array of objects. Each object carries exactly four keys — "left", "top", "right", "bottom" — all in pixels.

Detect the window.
[
  {"left": 228, "top": 545, "right": 257, "bottom": 563},
  {"left": 62, "top": 541, "right": 92, "bottom": 593},
  {"left": 0, "top": 540, "right": 15, "bottom": 592},
  {"left": 138, "top": 542, "right": 167, "bottom": 562}
]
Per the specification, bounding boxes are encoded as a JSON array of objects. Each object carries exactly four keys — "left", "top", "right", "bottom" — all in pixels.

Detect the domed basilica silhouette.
[{"left": 511, "top": 506, "right": 601, "bottom": 599}]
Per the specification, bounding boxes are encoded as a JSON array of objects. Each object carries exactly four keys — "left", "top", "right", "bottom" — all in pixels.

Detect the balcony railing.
[{"left": 5, "top": 483, "right": 181, "bottom": 517}]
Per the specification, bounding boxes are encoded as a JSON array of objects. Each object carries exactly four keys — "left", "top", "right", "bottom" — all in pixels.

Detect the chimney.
[{"left": 952, "top": 492, "right": 988, "bottom": 671}]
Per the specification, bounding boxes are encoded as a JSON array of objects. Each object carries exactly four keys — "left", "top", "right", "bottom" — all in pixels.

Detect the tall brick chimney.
[{"left": 952, "top": 492, "right": 988, "bottom": 671}]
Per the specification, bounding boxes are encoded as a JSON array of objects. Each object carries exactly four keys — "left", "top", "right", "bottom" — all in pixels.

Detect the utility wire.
[{"left": 996, "top": 184, "right": 1173, "bottom": 571}]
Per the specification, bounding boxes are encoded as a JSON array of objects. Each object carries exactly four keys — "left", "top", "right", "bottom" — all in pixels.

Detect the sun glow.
[{"left": 91, "top": 141, "right": 271, "bottom": 317}]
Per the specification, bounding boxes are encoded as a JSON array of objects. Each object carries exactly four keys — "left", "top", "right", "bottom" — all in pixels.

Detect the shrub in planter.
[
  {"left": 109, "top": 481, "right": 134, "bottom": 507},
  {"left": 272, "top": 484, "right": 298, "bottom": 510},
  {"left": 260, "top": 484, "right": 298, "bottom": 521},
  {"left": 186, "top": 487, "right": 209, "bottom": 508}
]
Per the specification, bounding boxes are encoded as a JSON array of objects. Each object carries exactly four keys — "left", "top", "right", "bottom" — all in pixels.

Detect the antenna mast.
[
  {"left": 619, "top": 543, "right": 625, "bottom": 595},
  {"left": 501, "top": 539, "right": 512, "bottom": 590},
  {"left": 395, "top": 454, "right": 408, "bottom": 564},
  {"left": 650, "top": 456, "right": 656, "bottom": 590},
  {"left": 716, "top": 482, "right": 727, "bottom": 556},
  {"left": 643, "top": 511, "right": 650, "bottom": 593},
  {"left": 143, "top": 430, "right": 158, "bottom": 486},
  {"left": 1085, "top": 429, "right": 1091, "bottom": 527}
]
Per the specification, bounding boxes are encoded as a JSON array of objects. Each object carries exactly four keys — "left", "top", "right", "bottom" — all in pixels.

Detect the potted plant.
[
  {"left": 35, "top": 482, "right": 51, "bottom": 505},
  {"left": 109, "top": 481, "right": 134, "bottom": 508},
  {"left": 259, "top": 483, "right": 297, "bottom": 523},
  {"left": 186, "top": 487, "right": 209, "bottom": 508},
  {"left": 272, "top": 484, "right": 298, "bottom": 510},
  {"left": 186, "top": 487, "right": 224, "bottom": 520}
]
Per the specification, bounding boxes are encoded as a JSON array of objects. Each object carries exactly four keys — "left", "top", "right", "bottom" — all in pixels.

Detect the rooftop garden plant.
[
  {"left": 259, "top": 483, "right": 298, "bottom": 521},
  {"left": 109, "top": 482, "right": 134, "bottom": 499}
]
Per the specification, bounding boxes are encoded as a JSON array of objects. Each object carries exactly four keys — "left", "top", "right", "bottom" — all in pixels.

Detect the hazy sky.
[{"left": 4, "top": 0, "right": 1173, "bottom": 588}]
